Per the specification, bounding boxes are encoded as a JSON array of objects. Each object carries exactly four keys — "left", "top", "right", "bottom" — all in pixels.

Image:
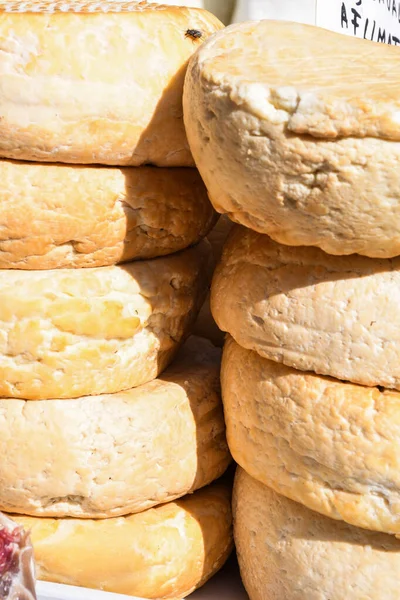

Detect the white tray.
[{"left": 36, "top": 558, "right": 248, "bottom": 600}]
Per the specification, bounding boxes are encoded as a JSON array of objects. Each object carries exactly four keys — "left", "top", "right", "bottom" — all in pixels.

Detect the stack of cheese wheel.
[
  {"left": 184, "top": 19, "right": 400, "bottom": 600},
  {"left": 0, "top": 2, "right": 234, "bottom": 598}
]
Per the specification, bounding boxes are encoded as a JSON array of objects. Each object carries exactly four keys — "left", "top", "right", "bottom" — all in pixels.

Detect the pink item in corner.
[{"left": 0, "top": 513, "right": 36, "bottom": 600}]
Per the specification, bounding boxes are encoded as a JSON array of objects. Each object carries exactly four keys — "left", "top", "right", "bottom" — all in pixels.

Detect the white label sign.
[{"left": 316, "top": 0, "right": 400, "bottom": 44}]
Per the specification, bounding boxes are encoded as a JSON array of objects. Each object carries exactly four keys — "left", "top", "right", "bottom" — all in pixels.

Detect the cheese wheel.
[
  {"left": 183, "top": 20, "right": 400, "bottom": 258},
  {"left": 223, "top": 336, "right": 400, "bottom": 536},
  {"left": 13, "top": 482, "right": 233, "bottom": 599},
  {"left": 234, "top": 468, "right": 400, "bottom": 600},
  {"left": 0, "top": 161, "right": 216, "bottom": 269},
  {"left": 0, "top": 336, "right": 230, "bottom": 518},
  {"left": 0, "top": 1, "right": 223, "bottom": 166},
  {"left": 211, "top": 226, "right": 400, "bottom": 389},
  {"left": 0, "top": 240, "right": 211, "bottom": 400}
]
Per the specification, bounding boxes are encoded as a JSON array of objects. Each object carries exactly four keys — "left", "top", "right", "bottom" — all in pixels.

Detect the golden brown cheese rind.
[
  {"left": 223, "top": 337, "right": 400, "bottom": 535},
  {"left": 184, "top": 20, "right": 400, "bottom": 258},
  {"left": 0, "top": 240, "right": 211, "bottom": 400},
  {"left": 0, "top": 336, "right": 231, "bottom": 518},
  {"left": 234, "top": 468, "right": 400, "bottom": 600},
  {"left": 0, "top": 1, "right": 223, "bottom": 166},
  {"left": 13, "top": 481, "right": 233, "bottom": 599},
  {"left": 0, "top": 161, "right": 216, "bottom": 269},
  {"left": 211, "top": 226, "right": 400, "bottom": 389}
]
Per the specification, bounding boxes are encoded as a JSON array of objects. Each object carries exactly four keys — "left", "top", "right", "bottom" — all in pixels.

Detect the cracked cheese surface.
[
  {"left": 0, "top": 336, "right": 230, "bottom": 518},
  {"left": 234, "top": 468, "right": 400, "bottom": 600},
  {"left": 183, "top": 20, "right": 400, "bottom": 258},
  {"left": 211, "top": 226, "right": 400, "bottom": 389},
  {"left": 0, "top": 161, "right": 216, "bottom": 268},
  {"left": 0, "top": 240, "right": 212, "bottom": 399},
  {"left": 223, "top": 336, "right": 400, "bottom": 536}
]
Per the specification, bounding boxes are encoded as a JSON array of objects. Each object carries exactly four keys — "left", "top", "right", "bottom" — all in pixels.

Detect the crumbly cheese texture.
[
  {"left": 234, "top": 469, "right": 400, "bottom": 600},
  {"left": 223, "top": 337, "right": 400, "bottom": 536},
  {"left": 0, "top": 336, "right": 230, "bottom": 518},
  {"left": 183, "top": 20, "right": 400, "bottom": 258},
  {"left": 0, "top": 160, "right": 216, "bottom": 269},
  {"left": 0, "top": 1, "right": 223, "bottom": 166},
  {"left": 12, "top": 481, "right": 233, "bottom": 599},
  {"left": 0, "top": 240, "right": 211, "bottom": 400},
  {"left": 211, "top": 226, "right": 400, "bottom": 389}
]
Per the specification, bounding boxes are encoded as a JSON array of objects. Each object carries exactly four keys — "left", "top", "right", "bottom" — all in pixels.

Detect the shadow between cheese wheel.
[
  {"left": 193, "top": 215, "right": 234, "bottom": 347},
  {"left": 184, "top": 20, "right": 400, "bottom": 258},
  {"left": 0, "top": 240, "right": 212, "bottom": 400},
  {"left": 12, "top": 481, "right": 233, "bottom": 600},
  {"left": 211, "top": 226, "right": 400, "bottom": 390},
  {"left": 234, "top": 468, "right": 400, "bottom": 600},
  {"left": 0, "top": 336, "right": 230, "bottom": 518},
  {"left": 222, "top": 336, "right": 400, "bottom": 536},
  {"left": 0, "top": 1, "right": 223, "bottom": 166},
  {"left": 0, "top": 161, "right": 216, "bottom": 269}
]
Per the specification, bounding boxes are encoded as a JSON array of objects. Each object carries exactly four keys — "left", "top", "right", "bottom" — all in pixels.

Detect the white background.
[{"left": 229, "top": 0, "right": 400, "bottom": 45}]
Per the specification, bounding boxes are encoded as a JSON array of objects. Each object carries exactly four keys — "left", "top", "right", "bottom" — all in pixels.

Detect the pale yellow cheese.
[
  {"left": 0, "top": 1, "right": 223, "bottom": 166},
  {"left": 14, "top": 482, "right": 233, "bottom": 599},
  {"left": 0, "top": 240, "right": 212, "bottom": 399},
  {"left": 184, "top": 20, "right": 400, "bottom": 257}
]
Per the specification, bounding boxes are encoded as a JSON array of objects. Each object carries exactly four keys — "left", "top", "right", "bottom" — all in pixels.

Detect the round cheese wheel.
[
  {"left": 0, "top": 161, "right": 216, "bottom": 269},
  {"left": 13, "top": 481, "right": 233, "bottom": 599},
  {"left": 0, "top": 336, "right": 230, "bottom": 518},
  {"left": 223, "top": 336, "right": 400, "bottom": 535},
  {"left": 0, "top": 240, "right": 211, "bottom": 400},
  {"left": 211, "top": 226, "right": 400, "bottom": 389},
  {"left": 0, "top": 1, "right": 223, "bottom": 166},
  {"left": 184, "top": 20, "right": 400, "bottom": 258},
  {"left": 234, "top": 468, "right": 400, "bottom": 600}
]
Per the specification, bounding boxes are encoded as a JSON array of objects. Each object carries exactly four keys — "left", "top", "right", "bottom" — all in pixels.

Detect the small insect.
[{"left": 185, "top": 28, "right": 203, "bottom": 40}]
